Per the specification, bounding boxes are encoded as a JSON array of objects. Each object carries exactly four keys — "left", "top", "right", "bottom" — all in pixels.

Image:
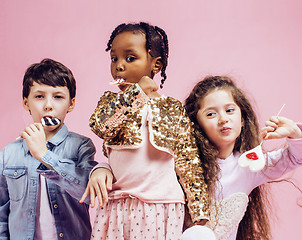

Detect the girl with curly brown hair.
[{"left": 182, "top": 75, "right": 302, "bottom": 240}]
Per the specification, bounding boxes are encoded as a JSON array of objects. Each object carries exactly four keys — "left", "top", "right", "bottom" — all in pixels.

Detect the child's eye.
[
  {"left": 111, "top": 57, "right": 117, "bottom": 63},
  {"left": 35, "top": 95, "right": 44, "bottom": 99},
  {"left": 54, "top": 95, "right": 64, "bottom": 99},
  {"left": 226, "top": 108, "right": 235, "bottom": 113},
  {"left": 206, "top": 112, "right": 216, "bottom": 117},
  {"left": 126, "top": 56, "right": 136, "bottom": 62}
]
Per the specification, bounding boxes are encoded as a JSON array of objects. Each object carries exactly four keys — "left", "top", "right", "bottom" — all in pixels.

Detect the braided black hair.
[{"left": 106, "top": 22, "right": 169, "bottom": 88}]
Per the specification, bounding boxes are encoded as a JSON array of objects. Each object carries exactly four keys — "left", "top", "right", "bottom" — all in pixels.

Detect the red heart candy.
[{"left": 246, "top": 152, "right": 259, "bottom": 160}]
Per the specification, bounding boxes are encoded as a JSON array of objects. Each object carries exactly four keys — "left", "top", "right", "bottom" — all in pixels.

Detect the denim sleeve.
[
  {"left": 37, "top": 138, "right": 97, "bottom": 204},
  {"left": 0, "top": 149, "right": 9, "bottom": 239}
]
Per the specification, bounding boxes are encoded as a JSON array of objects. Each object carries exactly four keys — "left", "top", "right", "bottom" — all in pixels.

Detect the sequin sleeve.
[
  {"left": 89, "top": 84, "right": 148, "bottom": 140},
  {"left": 174, "top": 105, "right": 210, "bottom": 223}
]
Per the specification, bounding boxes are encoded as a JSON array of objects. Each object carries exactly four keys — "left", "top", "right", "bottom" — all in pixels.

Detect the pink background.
[{"left": 1, "top": 0, "right": 302, "bottom": 238}]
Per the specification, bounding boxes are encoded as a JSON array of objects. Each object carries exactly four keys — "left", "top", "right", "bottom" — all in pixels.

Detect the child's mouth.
[{"left": 221, "top": 127, "right": 231, "bottom": 133}]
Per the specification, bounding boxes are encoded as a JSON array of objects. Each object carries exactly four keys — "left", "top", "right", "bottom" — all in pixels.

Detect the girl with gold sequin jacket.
[
  {"left": 80, "top": 22, "right": 214, "bottom": 240},
  {"left": 182, "top": 75, "right": 302, "bottom": 240}
]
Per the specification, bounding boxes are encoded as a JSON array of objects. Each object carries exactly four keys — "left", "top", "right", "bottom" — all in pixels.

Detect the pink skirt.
[{"left": 91, "top": 197, "right": 184, "bottom": 240}]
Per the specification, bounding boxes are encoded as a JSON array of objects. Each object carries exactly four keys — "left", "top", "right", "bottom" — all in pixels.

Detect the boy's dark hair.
[
  {"left": 105, "top": 22, "right": 169, "bottom": 88},
  {"left": 23, "top": 58, "right": 76, "bottom": 99}
]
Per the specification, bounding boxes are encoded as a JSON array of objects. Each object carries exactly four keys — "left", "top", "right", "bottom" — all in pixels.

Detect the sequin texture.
[{"left": 90, "top": 84, "right": 209, "bottom": 222}]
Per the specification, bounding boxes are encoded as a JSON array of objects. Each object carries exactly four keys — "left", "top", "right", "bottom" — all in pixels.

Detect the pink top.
[
  {"left": 107, "top": 106, "right": 185, "bottom": 204},
  {"left": 34, "top": 175, "right": 57, "bottom": 239},
  {"left": 206, "top": 124, "right": 302, "bottom": 240}
]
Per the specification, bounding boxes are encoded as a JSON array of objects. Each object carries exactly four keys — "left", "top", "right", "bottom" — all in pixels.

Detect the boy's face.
[{"left": 23, "top": 82, "right": 75, "bottom": 137}]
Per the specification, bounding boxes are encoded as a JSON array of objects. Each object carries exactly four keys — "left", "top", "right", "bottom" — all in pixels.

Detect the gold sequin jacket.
[{"left": 89, "top": 84, "right": 209, "bottom": 222}]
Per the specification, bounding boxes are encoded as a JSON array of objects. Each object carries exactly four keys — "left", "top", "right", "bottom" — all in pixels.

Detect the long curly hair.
[{"left": 185, "top": 75, "right": 271, "bottom": 240}]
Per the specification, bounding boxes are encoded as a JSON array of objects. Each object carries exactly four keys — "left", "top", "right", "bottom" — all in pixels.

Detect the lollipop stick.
[
  {"left": 276, "top": 103, "right": 285, "bottom": 117},
  {"left": 260, "top": 103, "right": 285, "bottom": 146}
]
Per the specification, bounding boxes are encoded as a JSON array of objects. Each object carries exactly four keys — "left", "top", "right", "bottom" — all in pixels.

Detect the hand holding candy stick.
[
  {"left": 238, "top": 104, "right": 286, "bottom": 172},
  {"left": 16, "top": 117, "right": 61, "bottom": 140}
]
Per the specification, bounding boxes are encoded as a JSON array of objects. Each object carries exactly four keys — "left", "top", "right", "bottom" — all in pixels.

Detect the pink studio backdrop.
[{"left": 1, "top": 0, "right": 302, "bottom": 239}]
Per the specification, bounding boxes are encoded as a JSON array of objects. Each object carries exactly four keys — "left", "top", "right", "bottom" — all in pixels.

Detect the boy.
[{"left": 0, "top": 58, "right": 98, "bottom": 239}]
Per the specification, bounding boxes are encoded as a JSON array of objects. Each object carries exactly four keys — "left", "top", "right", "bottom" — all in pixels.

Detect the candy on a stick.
[
  {"left": 41, "top": 116, "right": 61, "bottom": 126},
  {"left": 238, "top": 145, "right": 266, "bottom": 172},
  {"left": 109, "top": 78, "right": 134, "bottom": 86},
  {"left": 109, "top": 78, "right": 126, "bottom": 86},
  {"left": 16, "top": 117, "right": 61, "bottom": 140},
  {"left": 238, "top": 104, "right": 285, "bottom": 172}
]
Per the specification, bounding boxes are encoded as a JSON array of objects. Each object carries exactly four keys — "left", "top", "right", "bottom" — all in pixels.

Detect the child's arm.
[
  {"left": 35, "top": 136, "right": 97, "bottom": 203},
  {"left": 254, "top": 117, "right": 302, "bottom": 184},
  {"left": 261, "top": 116, "right": 302, "bottom": 140},
  {"left": 90, "top": 76, "right": 158, "bottom": 141},
  {"left": 84, "top": 77, "right": 159, "bottom": 207},
  {"left": 0, "top": 150, "right": 9, "bottom": 238},
  {"left": 20, "top": 123, "right": 99, "bottom": 203},
  {"left": 90, "top": 83, "right": 149, "bottom": 140},
  {"left": 80, "top": 167, "right": 113, "bottom": 207},
  {"left": 19, "top": 123, "right": 53, "bottom": 169},
  {"left": 138, "top": 76, "right": 161, "bottom": 98},
  {"left": 174, "top": 105, "right": 210, "bottom": 223}
]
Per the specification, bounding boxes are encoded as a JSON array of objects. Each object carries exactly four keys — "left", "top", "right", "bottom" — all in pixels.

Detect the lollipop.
[
  {"left": 109, "top": 78, "right": 133, "bottom": 86},
  {"left": 238, "top": 145, "right": 266, "bottom": 172},
  {"left": 109, "top": 78, "right": 126, "bottom": 86},
  {"left": 238, "top": 104, "right": 285, "bottom": 172},
  {"left": 41, "top": 116, "right": 61, "bottom": 126},
  {"left": 16, "top": 117, "right": 61, "bottom": 140}
]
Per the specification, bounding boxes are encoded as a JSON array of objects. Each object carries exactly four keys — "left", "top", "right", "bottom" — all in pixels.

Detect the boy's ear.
[
  {"left": 67, "top": 98, "right": 76, "bottom": 113},
  {"left": 23, "top": 98, "right": 30, "bottom": 111},
  {"left": 152, "top": 57, "right": 163, "bottom": 75}
]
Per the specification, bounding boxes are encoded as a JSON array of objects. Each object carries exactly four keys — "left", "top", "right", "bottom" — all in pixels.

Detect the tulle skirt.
[{"left": 91, "top": 197, "right": 184, "bottom": 240}]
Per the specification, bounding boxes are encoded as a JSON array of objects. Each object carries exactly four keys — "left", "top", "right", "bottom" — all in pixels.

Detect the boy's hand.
[
  {"left": 80, "top": 168, "right": 113, "bottom": 207},
  {"left": 20, "top": 123, "right": 48, "bottom": 161},
  {"left": 261, "top": 116, "right": 302, "bottom": 140},
  {"left": 138, "top": 76, "right": 160, "bottom": 98}
]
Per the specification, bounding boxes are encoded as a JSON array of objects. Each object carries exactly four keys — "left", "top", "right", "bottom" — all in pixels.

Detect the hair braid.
[
  {"left": 155, "top": 26, "right": 168, "bottom": 88},
  {"left": 105, "top": 23, "right": 126, "bottom": 51},
  {"left": 139, "top": 22, "right": 152, "bottom": 51}
]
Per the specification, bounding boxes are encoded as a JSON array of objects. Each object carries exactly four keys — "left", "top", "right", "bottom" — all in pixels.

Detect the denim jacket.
[
  {"left": 0, "top": 124, "right": 97, "bottom": 240},
  {"left": 90, "top": 84, "right": 210, "bottom": 223}
]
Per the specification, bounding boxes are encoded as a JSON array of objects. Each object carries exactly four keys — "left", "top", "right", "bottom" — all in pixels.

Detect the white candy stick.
[{"left": 276, "top": 104, "right": 286, "bottom": 118}]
